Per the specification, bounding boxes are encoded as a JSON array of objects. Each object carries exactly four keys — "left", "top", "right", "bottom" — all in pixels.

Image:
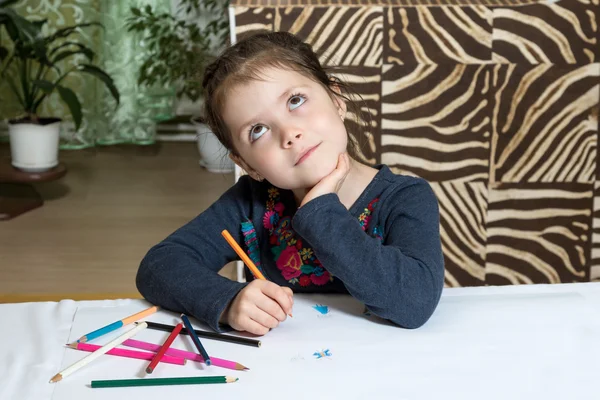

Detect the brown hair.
[{"left": 201, "top": 31, "right": 366, "bottom": 159}]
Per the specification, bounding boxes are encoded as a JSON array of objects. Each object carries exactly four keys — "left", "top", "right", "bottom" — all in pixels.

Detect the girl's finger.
[
  {"left": 249, "top": 306, "right": 280, "bottom": 329},
  {"left": 255, "top": 294, "right": 287, "bottom": 322},
  {"left": 242, "top": 316, "right": 270, "bottom": 336}
]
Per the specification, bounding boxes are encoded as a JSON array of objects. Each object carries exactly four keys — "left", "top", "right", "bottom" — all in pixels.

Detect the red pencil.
[{"left": 146, "top": 322, "right": 183, "bottom": 374}]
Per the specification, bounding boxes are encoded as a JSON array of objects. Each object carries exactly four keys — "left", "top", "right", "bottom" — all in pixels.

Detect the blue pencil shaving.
[
  {"left": 312, "top": 304, "right": 329, "bottom": 315},
  {"left": 313, "top": 349, "right": 332, "bottom": 359}
]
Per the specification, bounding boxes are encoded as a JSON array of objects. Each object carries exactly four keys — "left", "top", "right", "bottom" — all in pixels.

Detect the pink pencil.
[
  {"left": 122, "top": 339, "right": 249, "bottom": 371},
  {"left": 67, "top": 342, "right": 186, "bottom": 365}
]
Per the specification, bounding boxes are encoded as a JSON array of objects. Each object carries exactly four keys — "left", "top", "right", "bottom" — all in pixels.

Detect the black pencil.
[{"left": 139, "top": 321, "right": 261, "bottom": 348}]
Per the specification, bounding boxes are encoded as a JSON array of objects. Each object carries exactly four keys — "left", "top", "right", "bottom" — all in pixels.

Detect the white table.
[{"left": 3, "top": 283, "right": 600, "bottom": 400}]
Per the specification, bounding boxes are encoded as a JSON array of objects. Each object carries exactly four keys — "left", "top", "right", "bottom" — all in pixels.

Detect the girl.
[{"left": 137, "top": 31, "right": 444, "bottom": 336}]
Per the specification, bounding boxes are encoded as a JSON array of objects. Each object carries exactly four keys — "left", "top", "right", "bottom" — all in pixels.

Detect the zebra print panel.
[
  {"left": 592, "top": 181, "right": 600, "bottom": 281},
  {"left": 381, "top": 64, "right": 491, "bottom": 182},
  {"left": 485, "top": 183, "right": 592, "bottom": 284},
  {"left": 491, "top": 64, "right": 598, "bottom": 183},
  {"left": 234, "top": 1, "right": 600, "bottom": 286},
  {"left": 274, "top": 7, "right": 383, "bottom": 66},
  {"left": 492, "top": 1, "right": 598, "bottom": 64},
  {"left": 232, "top": 0, "right": 557, "bottom": 8},
  {"left": 234, "top": 7, "right": 274, "bottom": 41},
  {"left": 332, "top": 67, "right": 381, "bottom": 164},
  {"left": 384, "top": 6, "right": 492, "bottom": 65},
  {"left": 430, "top": 182, "right": 488, "bottom": 287}
]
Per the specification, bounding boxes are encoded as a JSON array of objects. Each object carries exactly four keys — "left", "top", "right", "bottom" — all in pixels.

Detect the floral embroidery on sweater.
[
  {"left": 241, "top": 220, "right": 263, "bottom": 274},
  {"left": 259, "top": 187, "right": 383, "bottom": 287}
]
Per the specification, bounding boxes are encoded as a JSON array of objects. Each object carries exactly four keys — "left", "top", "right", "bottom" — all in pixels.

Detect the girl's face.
[{"left": 222, "top": 67, "right": 348, "bottom": 190}]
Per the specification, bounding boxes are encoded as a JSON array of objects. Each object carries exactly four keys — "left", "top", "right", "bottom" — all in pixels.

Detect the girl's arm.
[
  {"left": 292, "top": 179, "right": 444, "bottom": 328},
  {"left": 136, "top": 177, "right": 255, "bottom": 332}
]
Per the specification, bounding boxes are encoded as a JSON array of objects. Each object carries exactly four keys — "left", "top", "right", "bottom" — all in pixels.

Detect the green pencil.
[{"left": 91, "top": 376, "right": 238, "bottom": 388}]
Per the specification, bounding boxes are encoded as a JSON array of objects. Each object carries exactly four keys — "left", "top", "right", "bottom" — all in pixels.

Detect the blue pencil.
[
  {"left": 76, "top": 306, "right": 159, "bottom": 343},
  {"left": 180, "top": 314, "right": 211, "bottom": 366}
]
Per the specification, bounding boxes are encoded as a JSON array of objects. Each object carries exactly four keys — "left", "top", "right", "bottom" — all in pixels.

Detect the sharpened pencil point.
[
  {"left": 235, "top": 362, "right": 249, "bottom": 370},
  {"left": 146, "top": 367, "right": 153, "bottom": 374},
  {"left": 49, "top": 373, "right": 62, "bottom": 383},
  {"left": 67, "top": 343, "right": 77, "bottom": 349}
]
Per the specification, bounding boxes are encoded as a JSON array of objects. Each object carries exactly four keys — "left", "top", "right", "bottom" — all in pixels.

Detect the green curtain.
[{"left": 0, "top": 0, "right": 176, "bottom": 148}]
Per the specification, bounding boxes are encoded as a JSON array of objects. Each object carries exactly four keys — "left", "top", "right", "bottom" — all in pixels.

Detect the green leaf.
[
  {"left": 130, "top": 7, "right": 141, "bottom": 17},
  {"left": 78, "top": 64, "right": 120, "bottom": 106},
  {"left": 0, "top": 0, "right": 21, "bottom": 7},
  {"left": 0, "top": 46, "right": 7, "bottom": 62},
  {"left": 300, "top": 264, "right": 314, "bottom": 274},
  {"left": 56, "top": 85, "right": 82, "bottom": 131},
  {"left": 2, "top": 9, "right": 41, "bottom": 43},
  {"left": 32, "top": 79, "right": 55, "bottom": 94},
  {"left": 52, "top": 48, "right": 93, "bottom": 64},
  {"left": 49, "top": 41, "right": 94, "bottom": 58},
  {"left": 46, "top": 22, "right": 102, "bottom": 43}
]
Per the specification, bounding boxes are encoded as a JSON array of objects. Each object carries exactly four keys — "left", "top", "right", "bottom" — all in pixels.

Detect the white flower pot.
[
  {"left": 191, "top": 117, "right": 234, "bottom": 174},
  {"left": 8, "top": 118, "right": 61, "bottom": 172}
]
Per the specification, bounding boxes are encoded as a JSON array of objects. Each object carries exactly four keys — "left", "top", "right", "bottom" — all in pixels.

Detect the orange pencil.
[
  {"left": 221, "top": 229, "right": 266, "bottom": 280},
  {"left": 146, "top": 322, "right": 183, "bottom": 374},
  {"left": 221, "top": 229, "right": 292, "bottom": 317}
]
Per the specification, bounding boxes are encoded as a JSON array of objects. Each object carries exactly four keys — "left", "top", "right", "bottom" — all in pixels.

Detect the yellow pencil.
[{"left": 221, "top": 229, "right": 292, "bottom": 317}]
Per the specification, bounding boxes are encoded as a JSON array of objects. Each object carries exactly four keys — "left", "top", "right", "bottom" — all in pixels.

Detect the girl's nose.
[{"left": 282, "top": 131, "right": 303, "bottom": 148}]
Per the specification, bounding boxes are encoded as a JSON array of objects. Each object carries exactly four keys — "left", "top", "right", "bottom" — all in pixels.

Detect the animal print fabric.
[{"left": 232, "top": 0, "right": 600, "bottom": 286}]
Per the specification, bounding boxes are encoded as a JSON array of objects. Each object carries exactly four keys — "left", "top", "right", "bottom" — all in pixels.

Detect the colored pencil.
[
  {"left": 146, "top": 322, "right": 183, "bottom": 374},
  {"left": 180, "top": 314, "right": 211, "bottom": 366},
  {"left": 67, "top": 342, "right": 185, "bottom": 365},
  {"left": 222, "top": 229, "right": 292, "bottom": 317},
  {"left": 140, "top": 321, "right": 261, "bottom": 347},
  {"left": 76, "top": 305, "right": 158, "bottom": 343},
  {"left": 221, "top": 229, "right": 266, "bottom": 279},
  {"left": 91, "top": 376, "right": 238, "bottom": 388},
  {"left": 123, "top": 339, "right": 249, "bottom": 370},
  {"left": 50, "top": 322, "right": 148, "bottom": 383}
]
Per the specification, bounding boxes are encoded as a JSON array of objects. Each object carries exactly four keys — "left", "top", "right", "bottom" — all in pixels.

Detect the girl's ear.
[
  {"left": 330, "top": 83, "right": 347, "bottom": 121},
  {"left": 229, "top": 153, "right": 264, "bottom": 182}
]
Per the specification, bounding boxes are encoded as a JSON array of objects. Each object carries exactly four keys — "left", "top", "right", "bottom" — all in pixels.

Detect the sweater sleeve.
[
  {"left": 136, "top": 177, "right": 255, "bottom": 332},
  {"left": 291, "top": 180, "right": 444, "bottom": 328}
]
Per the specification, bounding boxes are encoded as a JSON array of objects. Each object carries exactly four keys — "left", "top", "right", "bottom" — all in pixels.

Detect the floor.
[{"left": 0, "top": 142, "right": 237, "bottom": 303}]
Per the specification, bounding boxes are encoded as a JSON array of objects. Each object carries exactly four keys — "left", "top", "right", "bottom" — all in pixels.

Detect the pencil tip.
[{"left": 145, "top": 367, "right": 153, "bottom": 374}]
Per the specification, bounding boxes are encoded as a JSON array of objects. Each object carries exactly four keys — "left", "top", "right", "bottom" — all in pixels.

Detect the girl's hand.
[
  {"left": 300, "top": 152, "right": 351, "bottom": 208},
  {"left": 222, "top": 280, "right": 293, "bottom": 336}
]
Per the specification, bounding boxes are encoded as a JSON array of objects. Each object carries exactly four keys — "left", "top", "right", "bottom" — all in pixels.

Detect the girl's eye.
[
  {"left": 288, "top": 94, "right": 306, "bottom": 111},
  {"left": 249, "top": 124, "right": 268, "bottom": 142}
]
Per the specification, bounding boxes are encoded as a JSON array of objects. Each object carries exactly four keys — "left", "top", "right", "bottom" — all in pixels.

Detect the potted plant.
[
  {"left": 126, "top": 0, "right": 233, "bottom": 173},
  {"left": 0, "top": 2, "right": 120, "bottom": 172}
]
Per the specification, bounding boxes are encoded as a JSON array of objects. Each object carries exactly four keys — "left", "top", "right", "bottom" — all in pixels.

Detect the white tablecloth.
[{"left": 2, "top": 283, "right": 600, "bottom": 400}]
